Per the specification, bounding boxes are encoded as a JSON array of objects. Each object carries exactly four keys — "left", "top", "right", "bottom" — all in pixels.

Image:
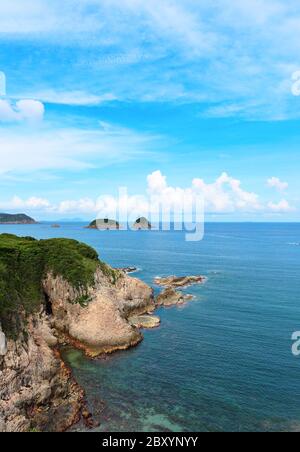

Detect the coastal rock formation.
[
  {"left": 0, "top": 213, "right": 36, "bottom": 224},
  {"left": 154, "top": 275, "right": 205, "bottom": 289},
  {"left": 156, "top": 288, "right": 194, "bottom": 307},
  {"left": 87, "top": 219, "right": 120, "bottom": 230},
  {"left": 129, "top": 315, "right": 160, "bottom": 329},
  {"left": 0, "top": 234, "right": 154, "bottom": 431},
  {"left": 133, "top": 217, "right": 151, "bottom": 230},
  {"left": 43, "top": 268, "right": 154, "bottom": 357},
  {"left": 0, "top": 313, "right": 83, "bottom": 433},
  {"left": 117, "top": 266, "right": 139, "bottom": 274}
]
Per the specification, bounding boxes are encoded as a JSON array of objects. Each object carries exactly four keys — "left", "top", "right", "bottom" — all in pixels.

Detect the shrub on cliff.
[{"left": 0, "top": 234, "right": 114, "bottom": 336}]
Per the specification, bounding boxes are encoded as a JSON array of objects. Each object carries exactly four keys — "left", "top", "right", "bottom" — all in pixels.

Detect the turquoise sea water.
[{"left": 1, "top": 222, "right": 300, "bottom": 432}]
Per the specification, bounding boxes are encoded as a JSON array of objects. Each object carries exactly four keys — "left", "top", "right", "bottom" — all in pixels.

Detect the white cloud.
[
  {"left": 0, "top": 196, "right": 50, "bottom": 211},
  {"left": 25, "top": 90, "right": 118, "bottom": 107},
  {"left": 0, "top": 99, "right": 44, "bottom": 123},
  {"left": 268, "top": 199, "right": 295, "bottom": 212},
  {"left": 3, "top": 170, "right": 294, "bottom": 217},
  {"left": 2, "top": 1, "right": 300, "bottom": 118},
  {"left": 267, "top": 177, "right": 289, "bottom": 191},
  {"left": 192, "top": 172, "right": 262, "bottom": 212},
  {"left": 0, "top": 122, "right": 157, "bottom": 174}
]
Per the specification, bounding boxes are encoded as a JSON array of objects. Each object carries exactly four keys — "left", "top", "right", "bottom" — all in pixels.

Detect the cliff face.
[
  {"left": 0, "top": 313, "right": 83, "bottom": 432},
  {"left": 0, "top": 234, "right": 154, "bottom": 431},
  {"left": 43, "top": 268, "right": 155, "bottom": 357}
]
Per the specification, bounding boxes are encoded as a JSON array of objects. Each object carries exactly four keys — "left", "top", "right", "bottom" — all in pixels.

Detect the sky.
[{"left": 0, "top": 0, "right": 300, "bottom": 221}]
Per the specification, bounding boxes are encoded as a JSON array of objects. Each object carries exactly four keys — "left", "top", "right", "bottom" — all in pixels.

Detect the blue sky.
[{"left": 0, "top": 0, "right": 300, "bottom": 221}]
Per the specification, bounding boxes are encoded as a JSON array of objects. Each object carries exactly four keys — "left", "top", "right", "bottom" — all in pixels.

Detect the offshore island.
[
  {"left": 0, "top": 213, "right": 37, "bottom": 225},
  {"left": 0, "top": 233, "right": 205, "bottom": 432}
]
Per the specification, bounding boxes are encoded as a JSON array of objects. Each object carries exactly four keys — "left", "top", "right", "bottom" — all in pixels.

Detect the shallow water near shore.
[{"left": 2, "top": 222, "right": 300, "bottom": 432}]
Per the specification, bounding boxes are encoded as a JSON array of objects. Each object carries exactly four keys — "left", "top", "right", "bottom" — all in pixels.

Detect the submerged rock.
[
  {"left": 154, "top": 275, "right": 205, "bottom": 289},
  {"left": 129, "top": 315, "right": 161, "bottom": 329}
]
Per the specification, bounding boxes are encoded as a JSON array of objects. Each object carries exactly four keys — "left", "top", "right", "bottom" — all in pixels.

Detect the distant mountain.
[{"left": 0, "top": 213, "right": 37, "bottom": 224}]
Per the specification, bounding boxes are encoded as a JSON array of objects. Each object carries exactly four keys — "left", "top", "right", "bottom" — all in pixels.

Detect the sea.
[{"left": 1, "top": 222, "right": 300, "bottom": 432}]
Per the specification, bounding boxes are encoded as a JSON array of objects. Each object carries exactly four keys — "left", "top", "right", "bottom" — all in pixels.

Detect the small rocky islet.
[
  {"left": 0, "top": 233, "right": 205, "bottom": 432},
  {"left": 154, "top": 275, "right": 206, "bottom": 289},
  {"left": 86, "top": 217, "right": 152, "bottom": 231},
  {"left": 87, "top": 219, "right": 120, "bottom": 230}
]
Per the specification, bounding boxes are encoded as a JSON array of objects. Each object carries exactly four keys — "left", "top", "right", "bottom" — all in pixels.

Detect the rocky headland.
[
  {"left": 0, "top": 234, "right": 154, "bottom": 432},
  {"left": 0, "top": 234, "right": 204, "bottom": 432},
  {"left": 0, "top": 213, "right": 36, "bottom": 225}
]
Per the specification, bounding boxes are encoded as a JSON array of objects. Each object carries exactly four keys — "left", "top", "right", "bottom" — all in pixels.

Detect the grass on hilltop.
[{"left": 0, "top": 234, "right": 120, "bottom": 336}]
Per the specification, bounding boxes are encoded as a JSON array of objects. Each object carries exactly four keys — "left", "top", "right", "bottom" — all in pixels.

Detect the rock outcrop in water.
[
  {"left": 0, "top": 234, "right": 154, "bottom": 432},
  {"left": 154, "top": 275, "right": 205, "bottom": 289},
  {"left": 117, "top": 266, "right": 139, "bottom": 274},
  {"left": 156, "top": 288, "right": 194, "bottom": 307},
  {"left": 87, "top": 219, "right": 120, "bottom": 230},
  {"left": 129, "top": 314, "right": 160, "bottom": 329},
  {"left": 133, "top": 217, "right": 151, "bottom": 230}
]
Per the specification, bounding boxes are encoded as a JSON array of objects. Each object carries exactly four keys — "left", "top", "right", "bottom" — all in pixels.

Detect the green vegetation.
[
  {"left": 0, "top": 234, "right": 119, "bottom": 336},
  {"left": 0, "top": 213, "right": 36, "bottom": 224}
]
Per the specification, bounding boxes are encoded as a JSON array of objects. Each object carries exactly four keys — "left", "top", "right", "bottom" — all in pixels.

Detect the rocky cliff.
[
  {"left": 0, "top": 313, "right": 83, "bottom": 432},
  {"left": 0, "top": 234, "right": 154, "bottom": 432},
  {"left": 43, "top": 268, "right": 154, "bottom": 357}
]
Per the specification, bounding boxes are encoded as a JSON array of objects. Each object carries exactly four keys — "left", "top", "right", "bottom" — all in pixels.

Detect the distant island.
[
  {"left": 0, "top": 213, "right": 37, "bottom": 225},
  {"left": 133, "top": 217, "right": 152, "bottom": 230},
  {"left": 87, "top": 219, "right": 120, "bottom": 230}
]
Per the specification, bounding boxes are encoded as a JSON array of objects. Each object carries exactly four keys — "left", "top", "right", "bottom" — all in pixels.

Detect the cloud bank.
[
  {"left": 0, "top": 99, "right": 44, "bottom": 123},
  {"left": 0, "top": 171, "right": 295, "bottom": 217}
]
